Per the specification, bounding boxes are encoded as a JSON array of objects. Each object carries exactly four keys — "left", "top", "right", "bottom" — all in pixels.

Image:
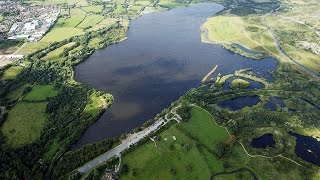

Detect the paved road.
[
  {"left": 77, "top": 118, "right": 165, "bottom": 173},
  {"left": 77, "top": 105, "right": 182, "bottom": 173},
  {"left": 261, "top": 12, "right": 319, "bottom": 78}
]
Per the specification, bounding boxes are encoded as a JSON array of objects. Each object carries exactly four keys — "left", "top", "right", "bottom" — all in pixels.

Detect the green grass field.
[
  {"left": 83, "top": 92, "right": 113, "bottom": 115},
  {"left": 24, "top": 85, "right": 58, "bottom": 101},
  {"left": 81, "top": 5, "right": 104, "bottom": 13},
  {"left": 40, "top": 27, "right": 84, "bottom": 42},
  {"left": 120, "top": 127, "right": 213, "bottom": 179},
  {"left": 1, "top": 66, "right": 23, "bottom": 80},
  {"left": 17, "top": 42, "right": 49, "bottom": 55},
  {"left": 202, "top": 14, "right": 282, "bottom": 59},
  {"left": 6, "top": 83, "right": 32, "bottom": 101},
  {"left": 77, "top": 15, "right": 105, "bottom": 29},
  {"left": 1, "top": 102, "right": 48, "bottom": 148},
  {"left": 135, "top": 0, "right": 151, "bottom": 5},
  {"left": 119, "top": 105, "right": 308, "bottom": 179},
  {"left": 120, "top": 106, "right": 230, "bottom": 179},
  {"left": 62, "top": 8, "right": 87, "bottom": 27},
  {"left": 179, "top": 106, "right": 229, "bottom": 151},
  {"left": 158, "top": 0, "right": 186, "bottom": 8},
  {"left": 40, "top": 8, "right": 87, "bottom": 42},
  {"left": 0, "top": 15, "right": 3, "bottom": 22},
  {"left": 229, "top": 78, "right": 250, "bottom": 89},
  {"left": 86, "top": 17, "right": 117, "bottom": 31},
  {"left": 42, "top": 42, "right": 75, "bottom": 61}
]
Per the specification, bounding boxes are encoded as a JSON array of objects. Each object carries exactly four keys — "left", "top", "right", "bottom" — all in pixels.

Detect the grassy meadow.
[
  {"left": 202, "top": 15, "right": 281, "bottom": 58},
  {"left": 120, "top": 106, "right": 230, "bottom": 179},
  {"left": 1, "top": 66, "right": 23, "bottom": 80},
  {"left": 42, "top": 42, "right": 75, "bottom": 61},
  {"left": 1, "top": 102, "right": 48, "bottom": 148},
  {"left": 119, "top": 105, "right": 309, "bottom": 179},
  {"left": 24, "top": 85, "right": 58, "bottom": 101},
  {"left": 230, "top": 78, "right": 250, "bottom": 89},
  {"left": 77, "top": 15, "right": 105, "bottom": 29}
]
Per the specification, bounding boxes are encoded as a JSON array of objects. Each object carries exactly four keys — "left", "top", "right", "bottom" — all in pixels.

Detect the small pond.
[
  {"left": 264, "top": 96, "right": 286, "bottom": 111},
  {"left": 251, "top": 134, "right": 275, "bottom": 149},
  {"left": 290, "top": 132, "right": 320, "bottom": 166},
  {"left": 218, "top": 95, "right": 260, "bottom": 111}
]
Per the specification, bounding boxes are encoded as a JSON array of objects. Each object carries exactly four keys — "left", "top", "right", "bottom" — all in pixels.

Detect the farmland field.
[
  {"left": 77, "top": 15, "right": 105, "bottom": 29},
  {"left": 40, "top": 27, "right": 84, "bottom": 42},
  {"left": 1, "top": 102, "right": 48, "bottom": 148},
  {"left": 42, "top": 42, "right": 76, "bottom": 61},
  {"left": 24, "top": 85, "right": 58, "bottom": 101},
  {"left": 81, "top": 5, "right": 104, "bottom": 13},
  {"left": 120, "top": 106, "right": 231, "bottom": 179},
  {"left": 0, "top": 66, "right": 23, "bottom": 80}
]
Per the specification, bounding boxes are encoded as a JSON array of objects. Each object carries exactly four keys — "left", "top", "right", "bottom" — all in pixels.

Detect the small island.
[{"left": 229, "top": 78, "right": 250, "bottom": 89}]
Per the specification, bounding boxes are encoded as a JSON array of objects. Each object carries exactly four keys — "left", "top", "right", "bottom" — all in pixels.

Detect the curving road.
[
  {"left": 261, "top": 12, "right": 319, "bottom": 79},
  {"left": 77, "top": 119, "right": 165, "bottom": 173},
  {"left": 77, "top": 105, "right": 182, "bottom": 173}
]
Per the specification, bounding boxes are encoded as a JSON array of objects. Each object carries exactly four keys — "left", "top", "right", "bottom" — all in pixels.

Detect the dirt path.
[{"left": 239, "top": 142, "right": 303, "bottom": 167}]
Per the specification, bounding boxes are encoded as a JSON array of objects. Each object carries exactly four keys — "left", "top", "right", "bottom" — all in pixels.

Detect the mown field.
[
  {"left": 1, "top": 83, "right": 59, "bottom": 148},
  {"left": 24, "top": 85, "right": 58, "bottom": 101},
  {"left": 202, "top": 14, "right": 282, "bottom": 59},
  {"left": 1, "top": 102, "right": 48, "bottom": 148},
  {"left": 120, "top": 106, "right": 228, "bottom": 179},
  {"left": 119, "top": 106, "right": 307, "bottom": 179},
  {"left": 42, "top": 42, "right": 76, "bottom": 61}
]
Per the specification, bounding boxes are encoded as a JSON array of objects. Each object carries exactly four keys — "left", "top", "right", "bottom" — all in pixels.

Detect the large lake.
[{"left": 74, "top": 3, "right": 277, "bottom": 147}]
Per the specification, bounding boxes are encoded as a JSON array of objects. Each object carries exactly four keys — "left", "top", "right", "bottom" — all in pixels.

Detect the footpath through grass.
[
  {"left": 119, "top": 105, "right": 308, "bottom": 179},
  {"left": 120, "top": 106, "right": 230, "bottom": 179}
]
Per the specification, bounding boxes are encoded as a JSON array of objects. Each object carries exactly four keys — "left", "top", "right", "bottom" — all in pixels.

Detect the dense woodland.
[{"left": 0, "top": 23, "right": 127, "bottom": 179}]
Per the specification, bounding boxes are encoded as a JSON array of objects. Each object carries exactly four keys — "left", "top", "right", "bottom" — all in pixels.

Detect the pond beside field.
[
  {"left": 74, "top": 3, "right": 277, "bottom": 147},
  {"left": 251, "top": 134, "right": 275, "bottom": 149},
  {"left": 290, "top": 132, "right": 320, "bottom": 166},
  {"left": 218, "top": 96, "right": 261, "bottom": 111}
]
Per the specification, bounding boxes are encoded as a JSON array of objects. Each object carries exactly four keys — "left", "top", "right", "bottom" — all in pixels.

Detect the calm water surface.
[
  {"left": 251, "top": 134, "right": 275, "bottom": 149},
  {"left": 74, "top": 3, "right": 277, "bottom": 147},
  {"left": 218, "top": 95, "right": 261, "bottom": 111},
  {"left": 290, "top": 132, "right": 320, "bottom": 166}
]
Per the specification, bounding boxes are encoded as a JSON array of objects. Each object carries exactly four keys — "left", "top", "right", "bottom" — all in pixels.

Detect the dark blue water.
[
  {"left": 251, "top": 134, "right": 275, "bottom": 148},
  {"left": 218, "top": 95, "right": 261, "bottom": 111},
  {"left": 74, "top": 3, "right": 277, "bottom": 146},
  {"left": 265, "top": 96, "right": 286, "bottom": 111},
  {"left": 222, "top": 76, "right": 265, "bottom": 90},
  {"left": 290, "top": 132, "right": 320, "bottom": 166}
]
